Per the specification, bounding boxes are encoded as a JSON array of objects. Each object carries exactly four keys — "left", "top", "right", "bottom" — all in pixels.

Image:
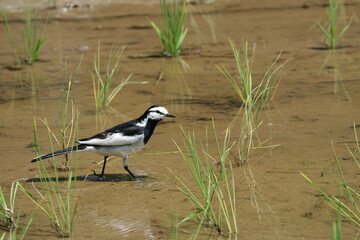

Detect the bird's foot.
[
  {"left": 91, "top": 170, "right": 105, "bottom": 180},
  {"left": 129, "top": 174, "right": 141, "bottom": 181},
  {"left": 133, "top": 177, "right": 142, "bottom": 181}
]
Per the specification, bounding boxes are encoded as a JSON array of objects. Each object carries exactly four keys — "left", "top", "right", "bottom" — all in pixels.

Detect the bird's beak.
[{"left": 166, "top": 113, "right": 176, "bottom": 118}]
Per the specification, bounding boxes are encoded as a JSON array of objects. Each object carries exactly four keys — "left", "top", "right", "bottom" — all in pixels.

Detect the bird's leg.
[
  {"left": 123, "top": 156, "right": 138, "bottom": 180},
  {"left": 92, "top": 156, "right": 108, "bottom": 180}
]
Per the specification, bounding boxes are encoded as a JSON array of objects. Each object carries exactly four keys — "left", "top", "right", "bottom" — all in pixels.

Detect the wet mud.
[{"left": 1, "top": 0, "right": 360, "bottom": 239}]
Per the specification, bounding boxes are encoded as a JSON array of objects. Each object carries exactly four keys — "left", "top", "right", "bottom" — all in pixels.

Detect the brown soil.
[{"left": 1, "top": 0, "right": 360, "bottom": 239}]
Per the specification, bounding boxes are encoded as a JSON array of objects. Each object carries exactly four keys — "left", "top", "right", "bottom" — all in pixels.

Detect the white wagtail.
[{"left": 31, "top": 105, "right": 175, "bottom": 180}]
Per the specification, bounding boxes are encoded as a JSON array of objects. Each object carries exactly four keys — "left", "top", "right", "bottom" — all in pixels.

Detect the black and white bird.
[{"left": 31, "top": 105, "right": 175, "bottom": 180}]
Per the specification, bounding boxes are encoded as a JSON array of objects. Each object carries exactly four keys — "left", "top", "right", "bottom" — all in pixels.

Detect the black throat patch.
[{"left": 143, "top": 118, "right": 161, "bottom": 144}]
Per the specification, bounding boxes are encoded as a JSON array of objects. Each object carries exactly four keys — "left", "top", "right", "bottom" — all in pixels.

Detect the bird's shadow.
[{"left": 25, "top": 173, "right": 150, "bottom": 183}]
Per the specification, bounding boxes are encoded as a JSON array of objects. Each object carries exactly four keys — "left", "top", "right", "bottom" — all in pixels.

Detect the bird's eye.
[
  {"left": 149, "top": 110, "right": 165, "bottom": 116},
  {"left": 155, "top": 110, "right": 164, "bottom": 115}
]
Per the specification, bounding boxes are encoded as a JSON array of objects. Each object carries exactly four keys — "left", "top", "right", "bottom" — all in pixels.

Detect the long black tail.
[{"left": 31, "top": 145, "right": 87, "bottom": 163}]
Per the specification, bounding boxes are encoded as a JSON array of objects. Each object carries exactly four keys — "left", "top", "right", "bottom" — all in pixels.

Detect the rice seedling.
[
  {"left": 237, "top": 106, "right": 256, "bottom": 164},
  {"left": 149, "top": 0, "right": 188, "bottom": 57},
  {"left": 92, "top": 42, "right": 132, "bottom": 111},
  {"left": 218, "top": 40, "right": 286, "bottom": 164},
  {"left": 0, "top": 182, "right": 19, "bottom": 229},
  {"left": 19, "top": 101, "right": 78, "bottom": 237},
  {"left": 301, "top": 124, "right": 360, "bottom": 228},
  {"left": 22, "top": 8, "right": 47, "bottom": 64},
  {"left": 18, "top": 109, "right": 80, "bottom": 237},
  {"left": 58, "top": 57, "right": 82, "bottom": 169},
  {"left": 0, "top": 7, "right": 47, "bottom": 64},
  {"left": 29, "top": 59, "right": 81, "bottom": 169},
  {"left": 19, "top": 168, "right": 78, "bottom": 237},
  {"left": 317, "top": 0, "right": 352, "bottom": 49},
  {"left": 218, "top": 40, "right": 286, "bottom": 109},
  {"left": 171, "top": 120, "right": 237, "bottom": 236}
]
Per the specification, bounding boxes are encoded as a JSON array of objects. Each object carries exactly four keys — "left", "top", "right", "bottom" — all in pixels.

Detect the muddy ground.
[{"left": 0, "top": 0, "right": 360, "bottom": 239}]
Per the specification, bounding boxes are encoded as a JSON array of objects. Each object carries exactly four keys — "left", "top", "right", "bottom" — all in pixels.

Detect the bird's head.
[{"left": 146, "top": 105, "right": 175, "bottom": 121}]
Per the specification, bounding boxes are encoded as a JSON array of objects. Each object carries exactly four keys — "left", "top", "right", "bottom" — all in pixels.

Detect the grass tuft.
[
  {"left": 149, "top": 0, "right": 188, "bottom": 57},
  {"left": 19, "top": 76, "right": 80, "bottom": 237},
  {"left": 0, "top": 7, "right": 47, "bottom": 64},
  {"left": 171, "top": 120, "right": 237, "bottom": 236},
  {"left": 317, "top": 0, "right": 352, "bottom": 49},
  {"left": 58, "top": 56, "right": 82, "bottom": 169},
  {"left": 22, "top": 8, "right": 47, "bottom": 64},
  {"left": 92, "top": 42, "right": 132, "bottom": 111},
  {"left": 218, "top": 40, "right": 287, "bottom": 164},
  {"left": 218, "top": 40, "right": 287, "bottom": 109},
  {"left": 19, "top": 115, "right": 79, "bottom": 237}
]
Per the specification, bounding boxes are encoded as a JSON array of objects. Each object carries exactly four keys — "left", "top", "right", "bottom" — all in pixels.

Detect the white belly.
[{"left": 83, "top": 141, "right": 145, "bottom": 158}]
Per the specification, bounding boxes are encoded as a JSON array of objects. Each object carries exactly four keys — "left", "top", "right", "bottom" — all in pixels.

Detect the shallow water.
[{"left": 1, "top": 0, "right": 360, "bottom": 239}]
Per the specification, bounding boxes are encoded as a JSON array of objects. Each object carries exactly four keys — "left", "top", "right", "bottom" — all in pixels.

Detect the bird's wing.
[{"left": 78, "top": 126, "right": 144, "bottom": 146}]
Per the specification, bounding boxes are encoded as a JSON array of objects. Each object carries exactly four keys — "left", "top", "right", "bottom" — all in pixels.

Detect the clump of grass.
[
  {"left": 218, "top": 40, "right": 287, "bottom": 164},
  {"left": 0, "top": 182, "right": 19, "bottom": 229},
  {"left": 18, "top": 170, "right": 78, "bottom": 237},
  {"left": 317, "top": 0, "right": 352, "bottom": 49},
  {"left": 218, "top": 40, "right": 286, "bottom": 110},
  {"left": 30, "top": 59, "right": 81, "bottom": 170},
  {"left": 22, "top": 8, "right": 47, "bottom": 64},
  {"left": 149, "top": 0, "right": 188, "bottom": 57},
  {"left": 19, "top": 115, "right": 79, "bottom": 237},
  {"left": 301, "top": 124, "right": 360, "bottom": 228},
  {"left": 172, "top": 120, "right": 237, "bottom": 236},
  {"left": 0, "top": 7, "right": 47, "bottom": 64},
  {"left": 19, "top": 91, "right": 80, "bottom": 237},
  {"left": 58, "top": 57, "right": 82, "bottom": 169},
  {"left": 92, "top": 42, "right": 132, "bottom": 111}
]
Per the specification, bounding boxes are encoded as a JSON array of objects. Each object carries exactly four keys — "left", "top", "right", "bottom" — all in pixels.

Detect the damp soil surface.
[{"left": 1, "top": 0, "right": 360, "bottom": 239}]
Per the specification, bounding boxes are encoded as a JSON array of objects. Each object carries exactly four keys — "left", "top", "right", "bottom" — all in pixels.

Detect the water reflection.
[
  {"left": 189, "top": 2, "right": 220, "bottom": 45},
  {"left": 241, "top": 162, "right": 282, "bottom": 237},
  {"left": 90, "top": 210, "right": 157, "bottom": 239},
  {"left": 319, "top": 50, "right": 352, "bottom": 101},
  {"left": 6, "top": 65, "right": 43, "bottom": 117},
  {"left": 95, "top": 108, "right": 119, "bottom": 131},
  {"left": 152, "top": 57, "right": 192, "bottom": 111}
]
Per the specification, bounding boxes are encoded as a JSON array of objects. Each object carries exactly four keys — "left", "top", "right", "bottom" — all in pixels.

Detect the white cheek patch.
[
  {"left": 149, "top": 111, "right": 162, "bottom": 119},
  {"left": 79, "top": 133, "right": 143, "bottom": 146},
  {"left": 148, "top": 107, "right": 169, "bottom": 120}
]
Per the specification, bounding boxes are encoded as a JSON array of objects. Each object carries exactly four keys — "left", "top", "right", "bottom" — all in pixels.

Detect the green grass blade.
[{"left": 149, "top": 0, "right": 188, "bottom": 56}]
